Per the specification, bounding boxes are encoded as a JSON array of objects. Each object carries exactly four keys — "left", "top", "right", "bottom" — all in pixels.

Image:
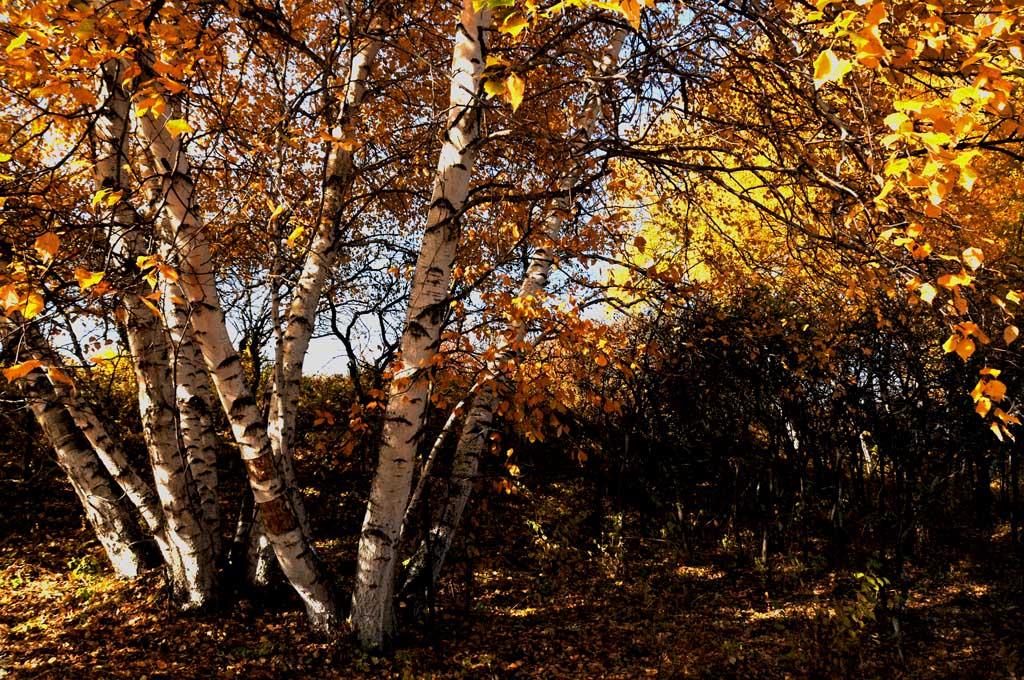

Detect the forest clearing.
[{"left": 2, "top": 0, "right": 1024, "bottom": 676}]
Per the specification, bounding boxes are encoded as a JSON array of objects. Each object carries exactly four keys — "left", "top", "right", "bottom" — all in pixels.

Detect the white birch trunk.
[
  {"left": 23, "top": 370, "right": 147, "bottom": 578},
  {"left": 249, "top": 32, "right": 382, "bottom": 582},
  {"left": 402, "top": 28, "right": 628, "bottom": 595},
  {"left": 134, "top": 90, "right": 338, "bottom": 634},
  {"left": 13, "top": 321, "right": 173, "bottom": 563},
  {"left": 350, "top": 0, "right": 489, "bottom": 649},
  {"left": 164, "top": 280, "right": 222, "bottom": 558},
  {"left": 94, "top": 58, "right": 217, "bottom": 608}
]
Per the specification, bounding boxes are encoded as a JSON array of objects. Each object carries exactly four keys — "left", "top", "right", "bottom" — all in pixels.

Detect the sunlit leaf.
[
  {"left": 165, "top": 119, "right": 194, "bottom": 137},
  {"left": 505, "top": 73, "right": 525, "bottom": 112},
  {"left": 75, "top": 268, "right": 105, "bottom": 291},
  {"left": 34, "top": 232, "right": 60, "bottom": 262},
  {"left": 918, "top": 283, "right": 937, "bottom": 304},
  {"left": 5, "top": 32, "right": 29, "bottom": 53},
  {"left": 962, "top": 247, "right": 984, "bottom": 271},
  {"left": 813, "top": 49, "right": 853, "bottom": 88},
  {"left": 955, "top": 337, "right": 975, "bottom": 361},
  {"left": 3, "top": 359, "right": 43, "bottom": 382}
]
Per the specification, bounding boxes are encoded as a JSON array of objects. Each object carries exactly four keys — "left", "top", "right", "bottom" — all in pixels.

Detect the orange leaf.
[
  {"left": 1005, "top": 325, "right": 1019, "bottom": 345},
  {"left": 75, "top": 267, "right": 105, "bottom": 291},
  {"left": 955, "top": 337, "right": 975, "bottom": 361},
  {"left": 139, "top": 295, "right": 162, "bottom": 317},
  {"left": 34, "top": 232, "right": 60, "bottom": 262},
  {"left": 48, "top": 366, "right": 76, "bottom": 390},
  {"left": 982, "top": 379, "right": 1007, "bottom": 402},
  {"left": 3, "top": 359, "right": 43, "bottom": 382}
]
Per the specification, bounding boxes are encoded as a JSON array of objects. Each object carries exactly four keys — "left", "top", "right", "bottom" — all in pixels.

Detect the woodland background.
[{"left": 1, "top": 0, "right": 1024, "bottom": 677}]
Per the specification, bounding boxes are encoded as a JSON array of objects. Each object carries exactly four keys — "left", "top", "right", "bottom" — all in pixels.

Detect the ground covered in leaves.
[{"left": 1, "top": 466, "right": 1022, "bottom": 679}]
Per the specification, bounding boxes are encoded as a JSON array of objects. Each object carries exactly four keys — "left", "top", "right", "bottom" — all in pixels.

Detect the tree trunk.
[
  {"left": 351, "top": 0, "right": 490, "bottom": 650},
  {"left": 134, "top": 83, "right": 338, "bottom": 634},
  {"left": 23, "top": 370, "right": 147, "bottom": 578},
  {"left": 251, "top": 28, "right": 383, "bottom": 583},
  {"left": 95, "top": 58, "right": 217, "bottom": 608},
  {"left": 12, "top": 320, "right": 173, "bottom": 563},
  {"left": 401, "top": 26, "right": 627, "bottom": 598}
]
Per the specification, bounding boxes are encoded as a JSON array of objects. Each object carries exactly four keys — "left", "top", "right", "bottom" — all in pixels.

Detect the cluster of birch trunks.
[{"left": 1, "top": 0, "right": 629, "bottom": 650}]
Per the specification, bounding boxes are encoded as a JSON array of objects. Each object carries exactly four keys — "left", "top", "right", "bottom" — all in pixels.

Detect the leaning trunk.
[
  {"left": 351, "top": 0, "right": 489, "bottom": 650},
  {"left": 94, "top": 57, "right": 216, "bottom": 608},
  {"left": 134, "top": 85, "right": 338, "bottom": 634},
  {"left": 23, "top": 369, "right": 147, "bottom": 578},
  {"left": 402, "top": 27, "right": 628, "bottom": 596}
]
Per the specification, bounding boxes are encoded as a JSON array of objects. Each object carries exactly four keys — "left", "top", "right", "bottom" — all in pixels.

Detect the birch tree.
[
  {"left": 401, "top": 25, "right": 629, "bottom": 597},
  {"left": 350, "top": 0, "right": 491, "bottom": 649}
]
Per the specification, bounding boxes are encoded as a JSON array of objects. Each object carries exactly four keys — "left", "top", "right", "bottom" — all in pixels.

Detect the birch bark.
[
  {"left": 94, "top": 59, "right": 216, "bottom": 608},
  {"left": 402, "top": 28, "right": 628, "bottom": 595},
  {"left": 22, "top": 370, "right": 147, "bottom": 578},
  {"left": 249, "top": 30, "right": 383, "bottom": 582},
  {"left": 350, "top": 0, "right": 490, "bottom": 649},
  {"left": 134, "top": 85, "right": 338, "bottom": 633}
]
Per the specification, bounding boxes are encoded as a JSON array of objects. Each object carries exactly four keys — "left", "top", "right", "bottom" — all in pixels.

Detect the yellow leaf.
[
  {"left": 5, "top": 31, "right": 29, "bottom": 53},
  {"left": 165, "top": 119, "right": 194, "bottom": 137},
  {"left": 980, "top": 367, "right": 1002, "bottom": 377},
  {"left": 942, "top": 333, "right": 959, "bottom": 354},
  {"left": 937, "top": 270, "right": 973, "bottom": 288},
  {"left": 136, "top": 254, "right": 159, "bottom": 270},
  {"left": 813, "top": 49, "right": 853, "bottom": 88},
  {"left": 955, "top": 337, "right": 975, "bottom": 361},
  {"left": 918, "top": 283, "right": 937, "bottom": 304},
  {"left": 75, "top": 268, "right": 104, "bottom": 291},
  {"left": 500, "top": 13, "right": 529, "bottom": 37},
  {"left": 505, "top": 73, "right": 525, "bottom": 112},
  {"left": 286, "top": 225, "right": 305, "bottom": 247},
  {"left": 484, "top": 79, "right": 506, "bottom": 97},
  {"left": 34, "top": 231, "right": 60, "bottom": 262},
  {"left": 962, "top": 246, "right": 984, "bottom": 270},
  {"left": 4, "top": 360, "right": 44, "bottom": 382},
  {"left": 0, "top": 152, "right": 11, "bottom": 162},
  {"left": 1004, "top": 325, "right": 1019, "bottom": 345},
  {"left": 23, "top": 292, "right": 44, "bottom": 319}
]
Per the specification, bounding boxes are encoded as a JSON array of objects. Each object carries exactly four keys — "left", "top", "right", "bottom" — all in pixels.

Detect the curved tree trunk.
[
  {"left": 401, "top": 27, "right": 628, "bottom": 597},
  {"left": 23, "top": 370, "right": 147, "bottom": 578},
  {"left": 250, "top": 27, "right": 383, "bottom": 584},
  {"left": 11, "top": 320, "right": 173, "bottom": 564},
  {"left": 94, "top": 58, "right": 216, "bottom": 609},
  {"left": 134, "top": 84, "right": 338, "bottom": 634},
  {"left": 351, "top": 0, "right": 490, "bottom": 650}
]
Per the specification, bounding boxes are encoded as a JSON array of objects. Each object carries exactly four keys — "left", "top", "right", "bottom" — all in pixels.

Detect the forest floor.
[{"left": 1, "top": 463, "right": 1022, "bottom": 679}]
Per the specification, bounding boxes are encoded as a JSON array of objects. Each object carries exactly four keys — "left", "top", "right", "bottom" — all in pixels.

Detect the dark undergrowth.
[{"left": 1, "top": 458, "right": 1022, "bottom": 679}]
